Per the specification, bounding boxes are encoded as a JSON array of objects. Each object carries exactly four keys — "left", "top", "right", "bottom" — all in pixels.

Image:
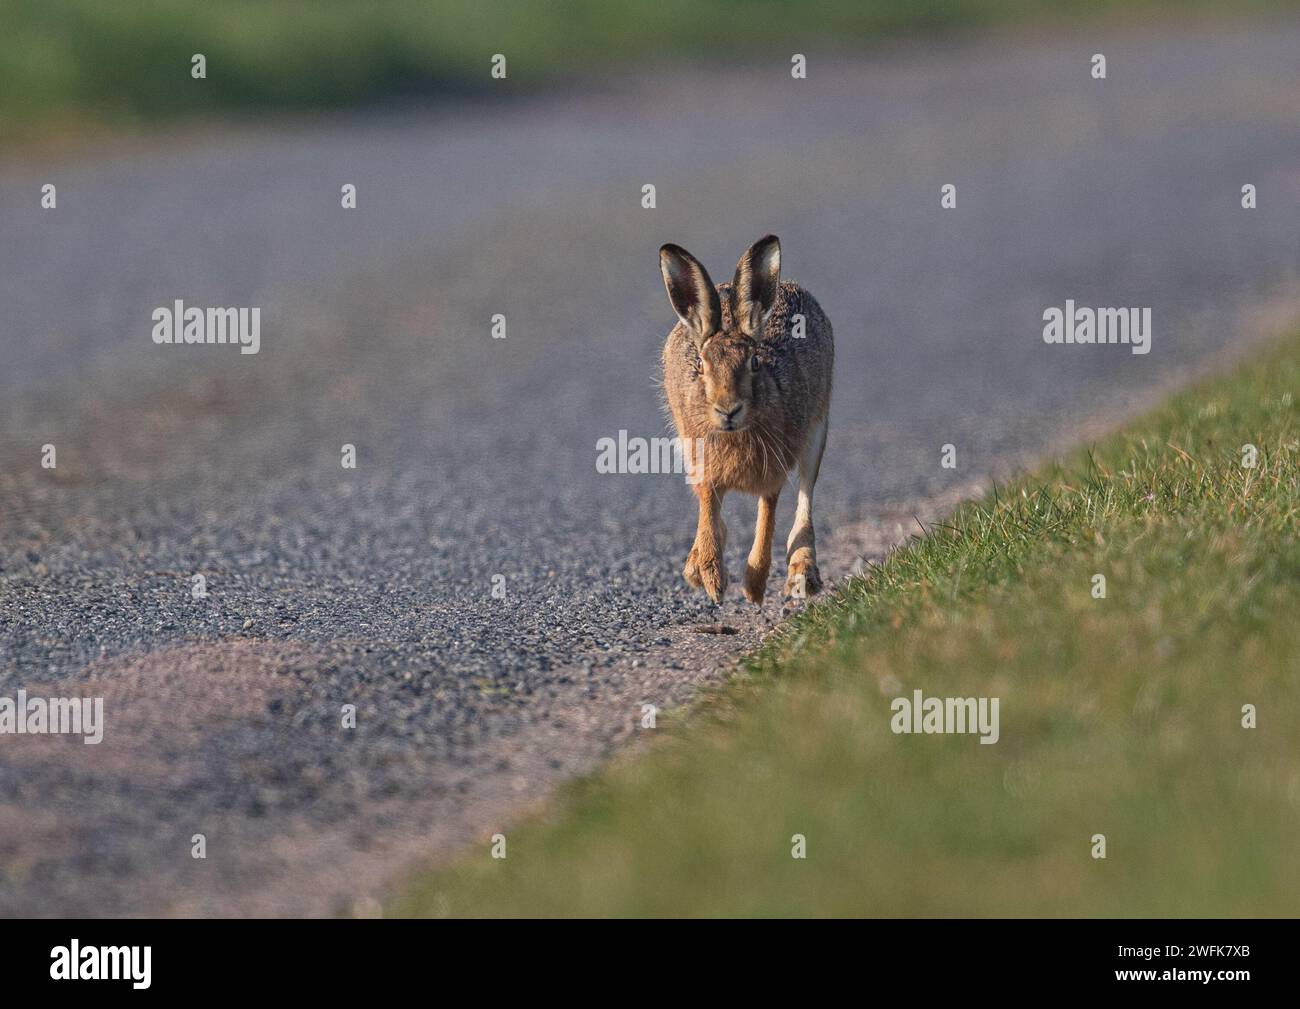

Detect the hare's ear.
[
  {"left": 731, "top": 234, "right": 781, "bottom": 336},
  {"left": 660, "top": 244, "right": 720, "bottom": 343}
]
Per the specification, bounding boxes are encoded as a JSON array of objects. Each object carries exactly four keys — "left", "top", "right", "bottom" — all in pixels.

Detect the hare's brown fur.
[{"left": 659, "top": 236, "right": 833, "bottom": 604}]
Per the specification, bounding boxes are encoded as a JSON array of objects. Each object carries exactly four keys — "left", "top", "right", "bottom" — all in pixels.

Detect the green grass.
[
  {"left": 1, "top": 0, "right": 1282, "bottom": 138},
  {"left": 392, "top": 330, "right": 1300, "bottom": 917}
]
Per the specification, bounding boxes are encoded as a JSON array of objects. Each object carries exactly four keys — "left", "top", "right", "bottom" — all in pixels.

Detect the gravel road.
[{"left": 1, "top": 20, "right": 1298, "bottom": 916}]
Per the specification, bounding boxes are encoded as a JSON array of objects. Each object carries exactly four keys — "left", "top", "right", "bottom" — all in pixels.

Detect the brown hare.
[{"left": 659, "top": 235, "right": 833, "bottom": 604}]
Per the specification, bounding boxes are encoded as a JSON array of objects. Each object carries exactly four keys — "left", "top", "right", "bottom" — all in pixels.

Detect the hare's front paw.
[
  {"left": 784, "top": 549, "right": 822, "bottom": 601},
  {"left": 684, "top": 544, "right": 727, "bottom": 602},
  {"left": 683, "top": 545, "right": 703, "bottom": 589},
  {"left": 743, "top": 559, "right": 770, "bottom": 604}
]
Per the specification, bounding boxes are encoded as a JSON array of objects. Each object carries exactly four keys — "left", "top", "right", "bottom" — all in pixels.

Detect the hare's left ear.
[{"left": 730, "top": 234, "right": 781, "bottom": 336}]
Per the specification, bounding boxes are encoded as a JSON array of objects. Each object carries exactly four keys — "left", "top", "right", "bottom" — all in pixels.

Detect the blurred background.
[
  {"left": 2, "top": 0, "right": 1287, "bottom": 138},
  {"left": 1, "top": 1, "right": 1298, "bottom": 916}
]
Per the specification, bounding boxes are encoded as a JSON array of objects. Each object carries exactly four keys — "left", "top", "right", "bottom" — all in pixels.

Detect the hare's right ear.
[{"left": 660, "top": 244, "right": 720, "bottom": 344}]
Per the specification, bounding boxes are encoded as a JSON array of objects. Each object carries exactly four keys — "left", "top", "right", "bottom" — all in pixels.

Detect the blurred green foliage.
[{"left": 0, "top": 0, "right": 1276, "bottom": 132}]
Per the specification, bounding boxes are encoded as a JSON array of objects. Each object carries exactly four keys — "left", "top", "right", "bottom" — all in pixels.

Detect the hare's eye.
[{"left": 748, "top": 354, "right": 760, "bottom": 372}]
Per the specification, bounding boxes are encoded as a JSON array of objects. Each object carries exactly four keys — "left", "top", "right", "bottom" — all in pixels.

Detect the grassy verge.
[
  {"left": 393, "top": 331, "right": 1300, "bottom": 917},
  {"left": 2, "top": 1, "right": 1283, "bottom": 138}
]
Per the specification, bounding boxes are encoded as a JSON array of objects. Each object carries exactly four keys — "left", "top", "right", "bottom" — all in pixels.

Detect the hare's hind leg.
[
  {"left": 784, "top": 416, "right": 827, "bottom": 600},
  {"left": 684, "top": 483, "right": 728, "bottom": 602},
  {"left": 743, "top": 490, "right": 780, "bottom": 603}
]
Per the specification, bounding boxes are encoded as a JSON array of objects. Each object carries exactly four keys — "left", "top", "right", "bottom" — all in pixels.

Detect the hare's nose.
[{"left": 714, "top": 403, "right": 743, "bottom": 425}]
